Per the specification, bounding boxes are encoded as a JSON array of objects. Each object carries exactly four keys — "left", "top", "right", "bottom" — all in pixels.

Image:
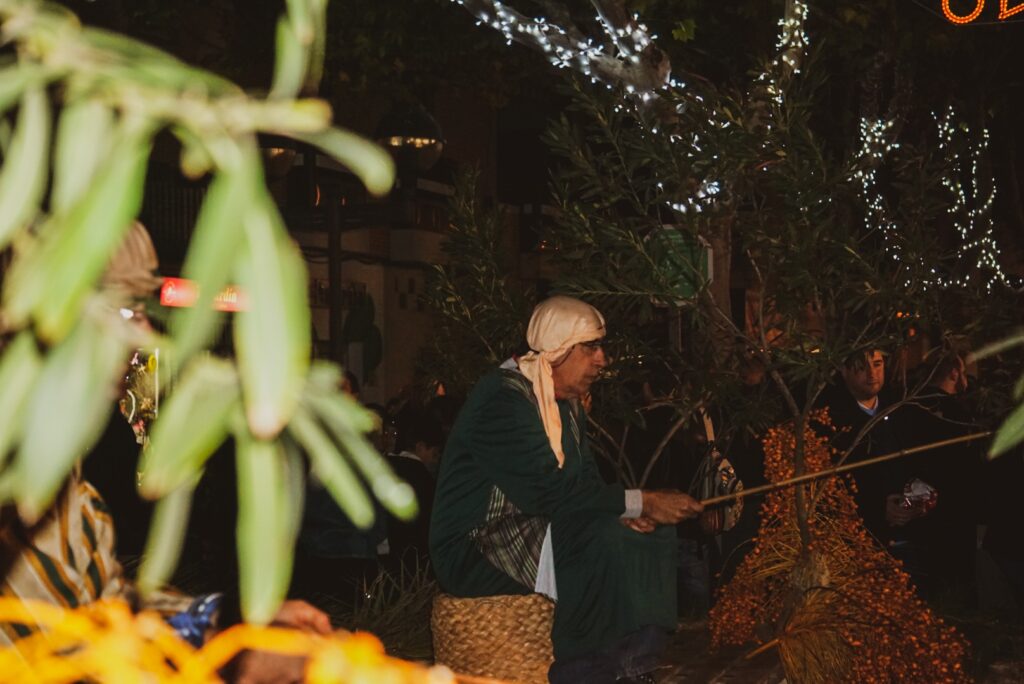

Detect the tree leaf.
[
  {"left": 0, "top": 87, "right": 49, "bottom": 251},
  {"left": 0, "top": 64, "right": 54, "bottom": 116},
  {"left": 0, "top": 331, "right": 43, "bottom": 475},
  {"left": 289, "top": 128, "right": 394, "bottom": 196},
  {"left": 19, "top": 125, "right": 152, "bottom": 342},
  {"left": 234, "top": 432, "right": 294, "bottom": 624},
  {"left": 139, "top": 357, "right": 239, "bottom": 497},
  {"left": 137, "top": 478, "right": 196, "bottom": 595},
  {"left": 13, "top": 314, "right": 129, "bottom": 522},
  {"left": 168, "top": 163, "right": 256, "bottom": 361},
  {"left": 51, "top": 99, "right": 114, "bottom": 214},
  {"left": 270, "top": 16, "right": 305, "bottom": 100},
  {"left": 288, "top": 406, "right": 374, "bottom": 529},
  {"left": 233, "top": 197, "right": 310, "bottom": 439},
  {"left": 989, "top": 401, "right": 1024, "bottom": 460},
  {"left": 307, "top": 392, "right": 416, "bottom": 520}
]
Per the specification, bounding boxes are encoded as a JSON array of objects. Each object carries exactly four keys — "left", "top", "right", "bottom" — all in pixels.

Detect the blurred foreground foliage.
[{"left": 0, "top": 0, "right": 414, "bottom": 625}]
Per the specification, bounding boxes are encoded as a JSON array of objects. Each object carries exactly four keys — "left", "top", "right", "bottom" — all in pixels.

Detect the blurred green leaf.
[
  {"left": 0, "top": 64, "right": 54, "bottom": 117},
  {"left": 304, "top": 0, "right": 328, "bottom": 93},
  {"left": 989, "top": 401, "right": 1024, "bottom": 459},
  {"left": 173, "top": 126, "right": 214, "bottom": 179},
  {"left": 234, "top": 199, "right": 310, "bottom": 439},
  {"left": 27, "top": 126, "right": 152, "bottom": 341},
  {"left": 270, "top": 16, "right": 305, "bottom": 99},
  {"left": 51, "top": 99, "right": 114, "bottom": 213},
  {"left": 79, "top": 28, "right": 239, "bottom": 95},
  {"left": 0, "top": 331, "right": 42, "bottom": 473},
  {"left": 289, "top": 128, "right": 395, "bottom": 196},
  {"left": 137, "top": 478, "right": 196, "bottom": 595},
  {"left": 308, "top": 360, "right": 343, "bottom": 393},
  {"left": 14, "top": 314, "right": 128, "bottom": 521},
  {"left": 0, "top": 87, "right": 49, "bottom": 251},
  {"left": 168, "top": 164, "right": 256, "bottom": 361},
  {"left": 286, "top": 0, "right": 314, "bottom": 44},
  {"left": 308, "top": 392, "right": 416, "bottom": 520},
  {"left": 235, "top": 433, "right": 295, "bottom": 624},
  {"left": 139, "top": 357, "right": 239, "bottom": 497},
  {"left": 288, "top": 406, "right": 374, "bottom": 529}
]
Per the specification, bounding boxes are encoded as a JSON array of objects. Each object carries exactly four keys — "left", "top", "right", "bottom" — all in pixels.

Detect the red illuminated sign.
[
  {"left": 942, "top": 0, "right": 1024, "bottom": 23},
  {"left": 160, "top": 277, "right": 248, "bottom": 312}
]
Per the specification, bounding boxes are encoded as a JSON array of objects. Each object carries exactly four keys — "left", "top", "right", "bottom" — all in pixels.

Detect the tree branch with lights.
[{"left": 450, "top": 0, "right": 669, "bottom": 96}]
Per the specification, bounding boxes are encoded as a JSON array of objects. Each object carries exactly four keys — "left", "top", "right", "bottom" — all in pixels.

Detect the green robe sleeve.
[{"left": 471, "top": 384, "right": 625, "bottom": 519}]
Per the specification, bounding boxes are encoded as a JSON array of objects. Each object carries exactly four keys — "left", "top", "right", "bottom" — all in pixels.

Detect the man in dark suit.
[{"left": 384, "top": 406, "right": 444, "bottom": 569}]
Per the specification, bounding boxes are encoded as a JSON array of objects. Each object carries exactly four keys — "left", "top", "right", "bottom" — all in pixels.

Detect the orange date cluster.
[{"left": 708, "top": 412, "right": 970, "bottom": 683}]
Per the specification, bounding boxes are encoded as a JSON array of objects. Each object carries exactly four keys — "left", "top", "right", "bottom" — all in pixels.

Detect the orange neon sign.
[
  {"left": 942, "top": 0, "right": 1024, "bottom": 23},
  {"left": 160, "top": 277, "right": 248, "bottom": 312}
]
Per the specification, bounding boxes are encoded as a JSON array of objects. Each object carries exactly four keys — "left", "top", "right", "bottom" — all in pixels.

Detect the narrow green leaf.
[
  {"left": 234, "top": 433, "right": 292, "bottom": 624},
  {"left": 974, "top": 331, "right": 1024, "bottom": 362},
  {"left": 51, "top": 99, "right": 114, "bottom": 213},
  {"left": 32, "top": 126, "right": 153, "bottom": 342},
  {"left": 137, "top": 479, "right": 196, "bottom": 595},
  {"left": 286, "top": 0, "right": 314, "bottom": 43},
  {"left": 0, "top": 64, "right": 54, "bottom": 117},
  {"left": 139, "top": 357, "right": 239, "bottom": 497},
  {"left": 270, "top": 16, "right": 306, "bottom": 100},
  {"left": 80, "top": 28, "right": 239, "bottom": 95},
  {"left": 289, "top": 129, "right": 395, "bottom": 197},
  {"left": 280, "top": 434, "right": 306, "bottom": 543},
  {"left": 307, "top": 360, "right": 343, "bottom": 394},
  {"left": 0, "top": 87, "right": 50, "bottom": 250},
  {"left": 168, "top": 164, "right": 256, "bottom": 361},
  {"left": 989, "top": 401, "right": 1024, "bottom": 460},
  {"left": 288, "top": 406, "right": 374, "bottom": 529},
  {"left": 0, "top": 331, "right": 43, "bottom": 473},
  {"left": 171, "top": 126, "right": 214, "bottom": 180},
  {"left": 14, "top": 315, "right": 129, "bottom": 521},
  {"left": 248, "top": 99, "right": 331, "bottom": 134},
  {"left": 233, "top": 198, "right": 310, "bottom": 439},
  {"left": 304, "top": 0, "right": 328, "bottom": 93},
  {"left": 308, "top": 392, "right": 416, "bottom": 520}
]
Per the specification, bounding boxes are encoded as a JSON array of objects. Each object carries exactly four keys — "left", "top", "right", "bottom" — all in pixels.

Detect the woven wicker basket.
[{"left": 432, "top": 593, "right": 554, "bottom": 684}]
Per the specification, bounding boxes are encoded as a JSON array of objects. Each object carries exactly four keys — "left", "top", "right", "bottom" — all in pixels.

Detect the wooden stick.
[{"left": 700, "top": 431, "right": 992, "bottom": 507}]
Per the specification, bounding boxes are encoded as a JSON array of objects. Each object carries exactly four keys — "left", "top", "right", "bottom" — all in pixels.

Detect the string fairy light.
[
  {"left": 449, "top": 0, "right": 666, "bottom": 97},
  {"left": 753, "top": 0, "right": 811, "bottom": 107},
  {"left": 855, "top": 108, "right": 1020, "bottom": 292},
  {"left": 933, "top": 107, "right": 1020, "bottom": 291},
  {"left": 854, "top": 117, "right": 909, "bottom": 280}
]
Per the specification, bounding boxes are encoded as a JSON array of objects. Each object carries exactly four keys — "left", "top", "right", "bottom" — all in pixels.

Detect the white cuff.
[{"left": 621, "top": 489, "right": 643, "bottom": 519}]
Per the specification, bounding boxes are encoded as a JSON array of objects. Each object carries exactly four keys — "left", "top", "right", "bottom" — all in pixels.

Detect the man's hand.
[
  {"left": 229, "top": 601, "right": 331, "bottom": 684},
  {"left": 641, "top": 490, "right": 703, "bottom": 525},
  {"left": 885, "top": 494, "right": 928, "bottom": 527},
  {"left": 621, "top": 516, "right": 657, "bottom": 534},
  {"left": 232, "top": 650, "right": 306, "bottom": 684},
  {"left": 272, "top": 600, "right": 331, "bottom": 634}
]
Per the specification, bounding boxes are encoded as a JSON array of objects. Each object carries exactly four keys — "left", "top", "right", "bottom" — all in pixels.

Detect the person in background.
[
  {"left": 81, "top": 225, "right": 162, "bottom": 560},
  {"left": 381, "top": 406, "right": 443, "bottom": 571},
  {"left": 900, "top": 351, "right": 982, "bottom": 600},
  {"left": 293, "top": 371, "right": 385, "bottom": 606},
  {"left": 430, "top": 296, "right": 703, "bottom": 684}
]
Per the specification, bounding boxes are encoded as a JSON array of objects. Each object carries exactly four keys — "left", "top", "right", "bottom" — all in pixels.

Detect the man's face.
[
  {"left": 952, "top": 358, "right": 968, "bottom": 394},
  {"left": 842, "top": 350, "right": 885, "bottom": 402},
  {"left": 551, "top": 339, "right": 608, "bottom": 399}
]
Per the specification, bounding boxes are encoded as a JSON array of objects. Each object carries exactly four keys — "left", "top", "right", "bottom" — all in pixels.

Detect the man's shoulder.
[{"left": 468, "top": 367, "right": 536, "bottom": 406}]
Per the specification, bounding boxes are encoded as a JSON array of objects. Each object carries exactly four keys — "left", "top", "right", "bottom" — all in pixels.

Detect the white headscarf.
[{"left": 517, "top": 296, "right": 605, "bottom": 468}]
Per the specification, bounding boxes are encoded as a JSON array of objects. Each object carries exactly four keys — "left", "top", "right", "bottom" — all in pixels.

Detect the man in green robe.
[{"left": 431, "top": 296, "right": 703, "bottom": 684}]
